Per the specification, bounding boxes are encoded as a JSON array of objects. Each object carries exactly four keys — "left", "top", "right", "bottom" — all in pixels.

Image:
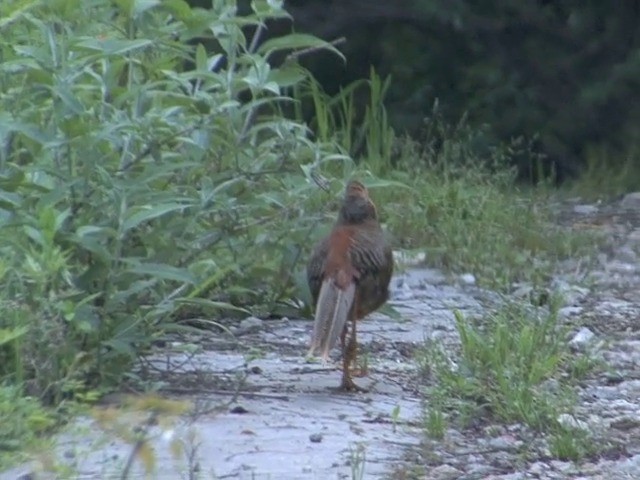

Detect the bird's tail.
[{"left": 308, "top": 277, "right": 355, "bottom": 362}]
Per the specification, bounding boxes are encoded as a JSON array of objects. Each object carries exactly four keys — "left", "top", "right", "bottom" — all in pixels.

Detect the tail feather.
[{"left": 308, "top": 278, "right": 355, "bottom": 362}]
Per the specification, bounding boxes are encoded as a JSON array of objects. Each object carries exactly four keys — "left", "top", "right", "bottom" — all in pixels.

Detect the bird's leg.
[
  {"left": 346, "top": 314, "right": 367, "bottom": 377},
  {"left": 339, "top": 312, "right": 367, "bottom": 392}
]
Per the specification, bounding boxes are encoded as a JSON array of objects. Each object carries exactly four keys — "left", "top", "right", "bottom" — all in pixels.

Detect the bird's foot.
[
  {"left": 337, "top": 376, "right": 368, "bottom": 393},
  {"left": 350, "top": 365, "right": 369, "bottom": 378}
]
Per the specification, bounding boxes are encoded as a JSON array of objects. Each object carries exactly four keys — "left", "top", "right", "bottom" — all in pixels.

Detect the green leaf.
[
  {"left": 0, "top": 191, "right": 22, "bottom": 210},
  {"left": 122, "top": 202, "right": 190, "bottom": 232},
  {"left": 75, "top": 38, "right": 154, "bottom": 55},
  {"left": 176, "top": 298, "right": 250, "bottom": 315},
  {"left": 268, "top": 65, "right": 307, "bottom": 88},
  {"left": 160, "top": 0, "right": 192, "bottom": 21},
  {"left": 0, "top": 326, "right": 29, "bottom": 346},
  {"left": 50, "top": 83, "right": 84, "bottom": 114},
  {"left": 257, "top": 33, "right": 345, "bottom": 61},
  {"left": 195, "top": 43, "right": 207, "bottom": 72},
  {"left": 124, "top": 261, "right": 196, "bottom": 284}
]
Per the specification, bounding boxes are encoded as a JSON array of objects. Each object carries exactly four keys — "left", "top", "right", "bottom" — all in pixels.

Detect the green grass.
[
  {"left": 376, "top": 143, "right": 595, "bottom": 291},
  {"left": 568, "top": 144, "right": 640, "bottom": 200},
  {"left": 418, "top": 298, "right": 601, "bottom": 461},
  {"left": 0, "top": 385, "right": 57, "bottom": 469}
]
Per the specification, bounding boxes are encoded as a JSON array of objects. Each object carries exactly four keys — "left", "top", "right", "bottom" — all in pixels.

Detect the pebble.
[
  {"left": 616, "top": 245, "right": 638, "bottom": 263},
  {"left": 573, "top": 204, "right": 599, "bottom": 215},
  {"left": 430, "top": 464, "right": 463, "bottom": 480},
  {"left": 558, "top": 306, "right": 583, "bottom": 319},
  {"left": 392, "top": 277, "right": 414, "bottom": 300},
  {"left": 569, "top": 327, "right": 595, "bottom": 349},
  {"left": 309, "top": 433, "right": 323, "bottom": 443},
  {"left": 621, "top": 192, "right": 640, "bottom": 209},
  {"left": 238, "top": 316, "right": 263, "bottom": 334},
  {"left": 488, "top": 435, "right": 520, "bottom": 452},
  {"left": 557, "top": 413, "right": 590, "bottom": 431},
  {"left": 459, "top": 273, "right": 476, "bottom": 285}
]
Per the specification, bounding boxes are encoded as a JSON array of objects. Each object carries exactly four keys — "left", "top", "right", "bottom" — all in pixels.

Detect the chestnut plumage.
[{"left": 307, "top": 180, "right": 393, "bottom": 391}]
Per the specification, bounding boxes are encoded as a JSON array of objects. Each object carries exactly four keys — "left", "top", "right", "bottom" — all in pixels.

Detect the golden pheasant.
[{"left": 307, "top": 180, "right": 393, "bottom": 391}]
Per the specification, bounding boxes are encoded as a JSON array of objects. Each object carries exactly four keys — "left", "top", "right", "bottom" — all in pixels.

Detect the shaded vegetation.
[{"left": 283, "top": 0, "right": 640, "bottom": 182}]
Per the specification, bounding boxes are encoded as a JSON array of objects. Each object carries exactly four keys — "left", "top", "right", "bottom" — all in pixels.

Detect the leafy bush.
[{"left": 0, "top": 0, "right": 351, "bottom": 402}]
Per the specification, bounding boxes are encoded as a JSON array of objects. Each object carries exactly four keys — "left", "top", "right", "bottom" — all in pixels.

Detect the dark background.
[{"left": 196, "top": 0, "right": 640, "bottom": 182}]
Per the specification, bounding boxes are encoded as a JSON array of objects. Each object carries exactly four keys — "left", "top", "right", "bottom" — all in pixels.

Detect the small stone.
[
  {"left": 392, "top": 278, "right": 414, "bottom": 301},
  {"left": 605, "top": 371, "right": 625, "bottom": 385},
  {"left": 309, "top": 433, "right": 323, "bottom": 443},
  {"left": 628, "top": 229, "right": 640, "bottom": 245},
  {"left": 573, "top": 204, "right": 599, "bottom": 215},
  {"left": 569, "top": 327, "right": 595, "bottom": 349},
  {"left": 621, "top": 192, "right": 640, "bottom": 209},
  {"left": 466, "top": 463, "right": 497, "bottom": 477},
  {"left": 430, "top": 464, "right": 463, "bottom": 480},
  {"left": 230, "top": 405, "right": 249, "bottom": 414},
  {"left": 616, "top": 245, "right": 638, "bottom": 263},
  {"left": 557, "top": 413, "right": 589, "bottom": 431},
  {"left": 16, "top": 474, "right": 36, "bottom": 480},
  {"left": 488, "top": 435, "right": 520, "bottom": 452},
  {"left": 620, "top": 454, "right": 640, "bottom": 473},
  {"left": 558, "top": 306, "right": 583, "bottom": 319},
  {"left": 529, "top": 461, "right": 548, "bottom": 475},
  {"left": 512, "top": 284, "right": 533, "bottom": 299},
  {"left": 610, "top": 416, "right": 640, "bottom": 431},
  {"left": 459, "top": 273, "right": 476, "bottom": 285},
  {"left": 238, "top": 316, "right": 263, "bottom": 333},
  {"left": 249, "top": 365, "right": 263, "bottom": 374}
]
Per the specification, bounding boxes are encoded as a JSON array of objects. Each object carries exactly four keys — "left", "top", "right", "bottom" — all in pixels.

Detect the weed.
[
  {"left": 0, "top": 384, "right": 56, "bottom": 468},
  {"left": 391, "top": 404, "right": 401, "bottom": 433},
  {"left": 418, "top": 298, "right": 599, "bottom": 460},
  {"left": 569, "top": 144, "right": 640, "bottom": 199},
  {"left": 348, "top": 442, "right": 367, "bottom": 480},
  {"left": 549, "top": 425, "right": 598, "bottom": 461},
  {"left": 424, "top": 403, "right": 446, "bottom": 440}
]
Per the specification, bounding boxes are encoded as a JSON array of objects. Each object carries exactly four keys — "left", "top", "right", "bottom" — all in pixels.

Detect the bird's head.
[{"left": 338, "top": 180, "right": 378, "bottom": 224}]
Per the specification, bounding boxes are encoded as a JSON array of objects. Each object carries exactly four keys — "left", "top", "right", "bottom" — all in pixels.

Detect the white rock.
[
  {"left": 239, "top": 316, "right": 263, "bottom": 332},
  {"left": 557, "top": 413, "right": 590, "bottom": 431},
  {"left": 616, "top": 245, "right": 638, "bottom": 263},
  {"left": 619, "top": 454, "right": 640, "bottom": 473},
  {"left": 628, "top": 229, "right": 640, "bottom": 245},
  {"left": 558, "top": 306, "right": 583, "bottom": 319},
  {"left": 621, "top": 192, "right": 640, "bottom": 209},
  {"left": 459, "top": 273, "right": 476, "bottom": 285},
  {"left": 391, "top": 278, "right": 414, "bottom": 300},
  {"left": 431, "top": 464, "right": 464, "bottom": 480},
  {"left": 573, "top": 204, "right": 599, "bottom": 215},
  {"left": 569, "top": 327, "right": 595, "bottom": 348}
]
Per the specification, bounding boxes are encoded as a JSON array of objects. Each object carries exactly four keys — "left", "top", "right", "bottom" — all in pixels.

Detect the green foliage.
[
  {"left": 374, "top": 112, "right": 594, "bottom": 289},
  {"left": 0, "top": 0, "right": 350, "bottom": 403},
  {"left": 569, "top": 145, "right": 640, "bottom": 199},
  {"left": 298, "top": 68, "right": 396, "bottom": 176},
  {"left": 548, "top": 424, "right": 599, "bottom": 462},
  {"left": 419, "top": 299, "right": 599, "bottom": 460},
  {"left": 0, "top": 384, "right": 55, "bottom": 466}
]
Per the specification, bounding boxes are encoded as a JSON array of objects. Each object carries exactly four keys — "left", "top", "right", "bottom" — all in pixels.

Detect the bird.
[{"left": 306, "top": 180, "right": 394, "bottom": 391}]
